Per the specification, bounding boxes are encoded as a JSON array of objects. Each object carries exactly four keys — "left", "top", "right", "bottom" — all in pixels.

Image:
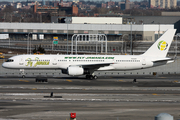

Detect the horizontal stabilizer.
[{"left": 151, "top": 58, "right": 174, "bottom": 63}]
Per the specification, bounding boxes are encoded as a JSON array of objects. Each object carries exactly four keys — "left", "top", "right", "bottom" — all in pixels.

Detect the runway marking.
[
  {"left": 152, "top": 93, "right": 158, "bottom": 95},
  {"left": 118, "top": 80, "right": 124, "bottom": 82},
  {"left": 32, "top": 88, "right": 37, "bottom": 90},
  {"left": 19, "top": 80, "right": 30, "bottom": 82},
  {"left": 66, "top": 80, "right": 72, "bottom": 82}
]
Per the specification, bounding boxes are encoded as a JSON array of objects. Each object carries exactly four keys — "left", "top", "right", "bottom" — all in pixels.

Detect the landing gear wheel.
[
  {"left": 22, "top": 75, "right": 25, "bottom": 78},
  {"left": 93, "top": 75, "right": 98, "bottom": 80},
  {"left": 90, "top": 75, "right": 94, "bottom": 80},
  {"left": 86, "top": 75, "right": 90, "bottom": 79},
  {"left": 86, "top": 75, "right": 98, "bottom": 80},
  {"left": 133, "top": 79, "right": 137, "bottom": 83}
]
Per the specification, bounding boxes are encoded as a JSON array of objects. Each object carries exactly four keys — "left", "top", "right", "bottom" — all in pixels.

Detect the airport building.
[
  {"left": 0, "top": 22, "right": 174, "bottom": 42},
  {"left": 53, "top": 17, "right": 123, "bottom": 24},
  {"left": 122, "top": 16, "right": 180, "bottom": 33}
]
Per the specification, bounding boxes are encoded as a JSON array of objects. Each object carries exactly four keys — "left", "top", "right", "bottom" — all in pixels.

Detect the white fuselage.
[{"left": 2, "top": 54, "right": 156, "bottom": 71}]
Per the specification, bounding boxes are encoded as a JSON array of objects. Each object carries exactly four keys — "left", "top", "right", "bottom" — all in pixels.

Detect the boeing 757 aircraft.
[{"left": 2, "top": 29, "right": 176, "bottom": 79}]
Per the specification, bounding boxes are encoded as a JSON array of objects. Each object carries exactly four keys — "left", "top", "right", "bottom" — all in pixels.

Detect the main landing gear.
[
  {"left": 86, "top": 75, "right": 98, "bottom": 80},
  {"left": 133, "top": 79, "right": 137, "bottom": 83}
]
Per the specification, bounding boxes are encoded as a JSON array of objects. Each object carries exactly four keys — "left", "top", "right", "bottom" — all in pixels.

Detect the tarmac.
[
  {"left": 1, "top": 55, "right": 180, "bottom": 120},
  {"left": 0, "top": 77, "right": 180, "bottom": 120}
]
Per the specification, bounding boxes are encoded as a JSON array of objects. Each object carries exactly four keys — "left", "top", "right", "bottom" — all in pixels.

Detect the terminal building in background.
[
  {"left": 0, "top": 22, "right": 173, "bottom": 42},
  {"left": 0, "top": 17, "right": 176, "bottom": 41},
  {"left": 52, "top": 17, "right": 123, "bottom": 24},
  {"left": 0, "top": 14, "right": 179, "bottom": 41}
]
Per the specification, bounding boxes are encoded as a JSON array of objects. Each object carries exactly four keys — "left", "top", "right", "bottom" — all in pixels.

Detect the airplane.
[{"left": 2, "top": 29, "right": 176, "bottom": 80}]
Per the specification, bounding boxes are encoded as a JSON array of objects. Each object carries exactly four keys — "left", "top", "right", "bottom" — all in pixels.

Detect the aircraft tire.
[
  {"left": 86, "top": 75, "right": 90, "bottom": 79},
  {"left": 90, "top": 75, "right": 94, "bottom": 80},
  {"left": 86, "top": 75, "right": 97, "bottom": 80},
  {"left": 22, "top": 75, "right": 25, "bottom": 78},
  {"left": 93, "top": 75, "right": 98, "bottom": 80}
]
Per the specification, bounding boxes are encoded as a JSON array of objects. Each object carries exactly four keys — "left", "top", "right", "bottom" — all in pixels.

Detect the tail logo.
[{"left": 157, "top": 40, "right": 168, "bottom": 51}]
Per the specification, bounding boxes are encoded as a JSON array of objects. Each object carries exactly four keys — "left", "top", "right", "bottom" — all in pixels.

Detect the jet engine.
[
  {"left": 67, "top": 66, "right": 84, "bottom": 76},
  {"left": 61, "top": 66, "right": 90, "bottom": 76}
]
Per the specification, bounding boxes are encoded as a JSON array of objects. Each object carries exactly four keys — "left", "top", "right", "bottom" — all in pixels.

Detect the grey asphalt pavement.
[{"left": 0, "top": 77, "right": 180, "bottom": 120}]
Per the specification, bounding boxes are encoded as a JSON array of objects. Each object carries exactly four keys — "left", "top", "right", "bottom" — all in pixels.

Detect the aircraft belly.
[
  {"left": 113, "top": 63, "right": 145, "bottom": 70},
  {"left": 58, "top": 64, "right": 69, "bottom": 69}
]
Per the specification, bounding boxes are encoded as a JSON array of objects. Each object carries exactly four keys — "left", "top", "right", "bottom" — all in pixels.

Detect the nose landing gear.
[{"left": 20, "top": 69, "right": 25, "bottom": 78}]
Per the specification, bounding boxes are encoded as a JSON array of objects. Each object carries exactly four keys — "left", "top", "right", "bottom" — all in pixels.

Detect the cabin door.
[
  {"left": 142, "top": 58, "right": 146, "bottom": 65},
  {"left": 52, "top": 57, "right": 57, "bottom": 65},
  {"left": 19, "top": 57, "right": 24, "bottom": 65}
]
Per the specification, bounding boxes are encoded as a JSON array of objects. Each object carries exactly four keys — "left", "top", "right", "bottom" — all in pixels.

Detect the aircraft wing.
[{"left": 73, "top": 62, "right": 113, "bottom": 70}]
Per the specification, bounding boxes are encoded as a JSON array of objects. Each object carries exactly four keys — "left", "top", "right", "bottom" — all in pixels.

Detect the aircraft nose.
[{"left": 2, "top": 62, "right": 8, "bottom": 68}]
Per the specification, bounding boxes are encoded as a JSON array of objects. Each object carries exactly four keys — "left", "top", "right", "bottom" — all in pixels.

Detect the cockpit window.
[{"left": 6, "top": 59, "right": 14, "bottom": 62}]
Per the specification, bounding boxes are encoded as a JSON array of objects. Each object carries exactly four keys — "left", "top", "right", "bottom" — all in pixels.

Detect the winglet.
[{"left": 142, "top": 29, "right": 176, "bottom": 57}]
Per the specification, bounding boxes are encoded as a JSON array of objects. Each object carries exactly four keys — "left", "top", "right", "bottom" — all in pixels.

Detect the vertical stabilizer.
[{"left": 142, "top": 29, "right": 176, "bottom": 57}]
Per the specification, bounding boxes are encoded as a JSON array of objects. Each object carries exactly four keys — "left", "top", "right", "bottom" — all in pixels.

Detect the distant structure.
[
  {"left": 16, "top": 3, "right": 22, "bottom": 9},
  {"left": 73, "top": 0, "right": 79, "bottom": 3},
  {"left": 120, "top": 0, "right": 132, "bottom": 10},
  {"left": 123, "top": 15, "right": 180, "bottom": 33},
  {"left": 52, "top": 17, "right": 123, "bottom": 24},
  {"left": 125, "top": 0, "right": 130, "bottom": 9},
  {"left": 0, "top": 22, "right": 174, "bottom": 42},
  {"left": 120, "top": 3, "right": 125, "bottom": 10},
  {"left": 42, "top": 0, "right": 45, "bottom": 6},
  {"left": 60, "top": 0, "right": 63, "bottom": 7},
  {"left": 33, "top": 4, "right": 78, "bottom": 15},
  {"left": 149, "top": 0, "right": 177, "bottom": 8},
  {"left": 26, "top": 0, "right": 28, "bottom": 6},
  {"left": 162, "top": 12, "right": 180, "bottom": 16}
]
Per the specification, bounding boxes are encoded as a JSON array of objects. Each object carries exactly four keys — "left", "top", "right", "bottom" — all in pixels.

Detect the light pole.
[
  {"left": 27, "top": 32, "right": 32, "bottom": 54},
  {"left": 11, "top": 14, "right": 12, "bottom": 22},
  {"left": 122, "top": 34, "right": 128, "bottom": 54},
  {"left": 8, "top": 34, "right": 10, "bottom": 48},
  {"left": 27, "top": 34, "right": 29, "bottom": 54},
  {"left": 65, "top": 17, "right": 72, "bottom": 55},
  {"left": 158, "top": 23, "right": 160, "bottom": 39},
  {"left": 67, "top": 21, "right": 68, "bottom": 54},
  {"left": 175, "top": 33, "right": 180, "bottom": 58},
  {"left": 130, "top": 22, "right": 133, "bottom": 55},
  {"left": 29, "top": 33, "right": 32, "bottom": 54}
]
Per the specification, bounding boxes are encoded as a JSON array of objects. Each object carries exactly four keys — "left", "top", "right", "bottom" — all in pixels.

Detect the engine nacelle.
[{"left": 67, "top": 66, "right": 84, "bottom": 76}]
